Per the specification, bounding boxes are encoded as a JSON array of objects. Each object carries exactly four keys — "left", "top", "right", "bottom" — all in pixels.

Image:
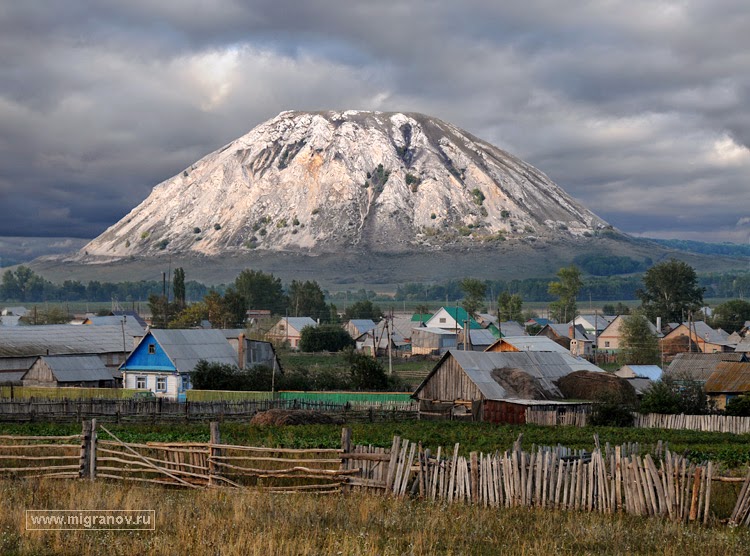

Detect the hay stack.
[
  {"left": 249, "top": 409, "right": 345, "bottom": 426},
  {"left": 557, "top": 370, "right": 637, "bottom": 404},
  {"left": 491, "top": 368, "right": 550, "bottom": 400}
]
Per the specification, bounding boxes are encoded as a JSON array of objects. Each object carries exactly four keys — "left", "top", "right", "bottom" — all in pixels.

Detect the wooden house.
[
  {"left": 22, "top": 355, "right": 115, "bottom": 388},
  {"left": 484, "top": 335, "right": 569, "bottom": 354},
  {"left": 412, "top": 350, "right": 603, "bottom": 421},
  {"left": 410, "top": 327, "right": 457, "bottom": 356},
  {"left": 572, "top": 314, "right": 615, "bottom": 336},
  {"left": 597, "top": 315, "right": 661, "bottom": 354},
  {"left": 664, "top": 352, "right": 747, "bottom": 383},
  {"left": 537, "top": 324, "right": 591, "bottom": 350},
  {"left": 661, "top": 321, "right": 735, "bottom": 355},
  {"left": 120, "top": 329, "right": 239, "bottom": 399},
  {"left": 345, "top": 319, "right": 377, "bottom": 339},
  {"left": 705, "top": 362, "right": 750, "bottom": 410},
  {"left": 266, "top": 317, "right": 317, "bottom": 349},
  {"left": 425, "top": 307, "right": 482, "bottom": 331}
]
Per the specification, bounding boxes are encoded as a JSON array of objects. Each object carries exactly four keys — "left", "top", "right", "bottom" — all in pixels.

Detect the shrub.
[
  {"left": 501, "top": 210, "right": 510, "bottom": 218},
  {"left": 726, "top": 395, "right": 750, "bottom": 416},
  {"left": 140, "top": 231, "right": 150, "bottom": 240},
  {"left": 590, "top": 394, "right": 635, "bottom": 427},
  {"left": 347, "top": 350, "right": 389, "bottom": 390},
  {"left": 259, "top": 229, "right": 267, "bottom": 237},
  {"left": 430, "top": 213, "right": 436, "bottom": 220},
  {"left": 214, "top": 223, "right": 221, "bottom": 230},
  {"left": 125, "top": 240, "right": 130, "bottom": 248},
  {"left": 471, "top": 188, "right": 485, "bottom": 206},
  {"left": 156, "top": 239, "right": 169, "bottom": 250},
  {"left": 299, "top": 325, "right": 355, "bottom": 352},
  {"left": 193, "top": 227, "right": 201, "bottom": 234},
  {"left": 311, "top": 208, "right": 320, "bottom": 215},
  {"left": 292, "top": 217, "right": 300, "bottom": 226},
  {"left": 277, "top": 219, "right": 287, "bottom": 228}
]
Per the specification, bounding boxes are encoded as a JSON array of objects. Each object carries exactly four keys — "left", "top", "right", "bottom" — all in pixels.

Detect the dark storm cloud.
[{"left": 0, "top": 1, "right": 748, "bottom": 242}]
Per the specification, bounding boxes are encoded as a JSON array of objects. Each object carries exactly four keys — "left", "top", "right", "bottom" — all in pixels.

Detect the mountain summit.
[{"left": 79, "top": 110, "right": 608, "bottom": 259}]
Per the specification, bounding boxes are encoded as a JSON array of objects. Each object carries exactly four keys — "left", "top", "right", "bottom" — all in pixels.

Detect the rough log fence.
[{"left": 3, "top": 421, "right": 750, "bottom": 527}]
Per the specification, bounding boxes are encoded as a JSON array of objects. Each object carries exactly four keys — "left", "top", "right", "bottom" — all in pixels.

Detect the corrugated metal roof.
[
  {"left": 439, "top": 350, "right": 604, "bottom": 400},
  {"left": 0, "top": 357, "right": 37, "bottom": 372},
  {"left": 349, "top": 320, "right": 377, "bottom": 333},
  {"left": 616, "top": 365, "right": 663, "bottom": 381},
  {"left": 417, "top": 327, "right": 459, "bottom": 335},
  {"left": 469, "top": 329, "right": 496, "bottom": 346},
  {"left": 279, "top": 317, "right": 317, "bottom": 332},
  {"left": 86, "top": 316, "right": 145, "bottom": 334},
  {"left": 0, "top": 325, "right": 137, "bottom": 357},
  {"left": 497, "top": 321, "right": 526, "bottom": 337},
  {"left": 40, "top": 355, "right": 114, "bottom": 382},
  {"left": 625, "top": 377, "right": 653, "bottom": 396},
  {"left": 705, "top": 362, "right": 750, "bottom": 393},
  {"left": 735, "top": 336, "right": 750, "bottom": 353},
  {"left": 494, "top": 336, "right": 570, "bottom": 353},
  {"left": 665, "top": 352, "right": 746, "bottom": 381},
  {"left": 148, "top": 329, "right": 239, "bottom": 373}
]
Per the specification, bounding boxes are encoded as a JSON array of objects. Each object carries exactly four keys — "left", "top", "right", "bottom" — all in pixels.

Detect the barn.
[{"left": 412, "top": 350, "right": 602, "bottom": 422}]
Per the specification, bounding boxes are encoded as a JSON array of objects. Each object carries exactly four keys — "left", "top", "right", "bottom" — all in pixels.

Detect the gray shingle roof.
[
  {"left": 40, "top": 355, "right": 114, "bottom": 382},
  {"left": 0, "top": 325, "right": 136, "bottom": 357},
  {"left": 146, "top": 329, "right": 239, "bottom": 373}
]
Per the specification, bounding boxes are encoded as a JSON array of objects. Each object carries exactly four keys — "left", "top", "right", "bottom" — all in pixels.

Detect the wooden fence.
[
  {"left": 0, "top": 398, "right": 417, "bottom": 423},
  {"left": 3, "top": 422, "right": 750, "bottom": 527},
  {"left": 527, "top": 407, "right": 750, "bottom": 435}
]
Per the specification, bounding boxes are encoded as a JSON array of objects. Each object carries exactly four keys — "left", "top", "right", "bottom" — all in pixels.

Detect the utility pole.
[{"left": 387, "top": 309, "right": 393, "bottom": 376}]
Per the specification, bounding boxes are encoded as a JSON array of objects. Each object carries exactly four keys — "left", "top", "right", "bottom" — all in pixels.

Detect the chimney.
[
  {"left": 656, "top": 317, "right": 662, "bottom": 333},
  {"left": 569, "top": 325, "right": 575, "bottom": 339},
  {"left": 237, "top": 333, "right": 246, "bottom": 370}
]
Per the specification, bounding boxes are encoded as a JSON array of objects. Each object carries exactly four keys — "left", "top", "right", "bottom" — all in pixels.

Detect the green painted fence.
[
  {"left": 0, "top": 386, "right": 148, "bottom": 400},
  {"left": 186, "top": 390, "right": 274, "bottom": 402}
]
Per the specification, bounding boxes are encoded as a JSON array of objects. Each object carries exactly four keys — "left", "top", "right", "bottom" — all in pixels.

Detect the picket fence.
[{"left": 2, "top": 422, "right": 750, "bottom": 527}]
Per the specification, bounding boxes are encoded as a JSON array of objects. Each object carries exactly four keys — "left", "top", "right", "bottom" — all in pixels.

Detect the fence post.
[
  {"left": 340, "top": 426, "right": 352, "bottom": 490},
  {"left": 89, "top": 418, "right": 97, "bottom": 480},
  {"left": 80, "top": 420, "right": 91, "bottom": 479},
  {"left": 470, "top": 451, "right": 479, "bottom": 504},
  {"left": 209, "top": 421, "right": 221, "bottom": 487}
]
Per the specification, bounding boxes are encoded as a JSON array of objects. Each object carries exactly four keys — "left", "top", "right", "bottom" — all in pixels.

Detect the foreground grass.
[{"left": 2, "top": 479, "right": 750, "bottom": 555}]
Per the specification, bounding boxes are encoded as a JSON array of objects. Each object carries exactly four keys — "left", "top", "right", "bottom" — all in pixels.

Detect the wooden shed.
[
  {"left": 22, "top": 355, "right": 116, "bottom": 388},
  {"left": 412, "top": 350, "right": 603, "bottom": 422}
]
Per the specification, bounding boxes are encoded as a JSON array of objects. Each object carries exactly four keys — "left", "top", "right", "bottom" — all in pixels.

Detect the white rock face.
[{"left": 79, "top": 111, "right": 609, "bottom": 259}]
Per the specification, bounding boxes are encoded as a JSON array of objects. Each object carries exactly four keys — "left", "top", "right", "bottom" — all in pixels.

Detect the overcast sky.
[{"left": 1, "top": 1, "right": 749, "bottom": 243}]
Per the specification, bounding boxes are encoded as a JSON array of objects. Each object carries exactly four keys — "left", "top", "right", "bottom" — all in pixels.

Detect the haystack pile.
[
  {"left": 557, "top": 370, "right": 637, "bottom": 404},
  {"left": 491, "top": 368, "right": 550, "bottom": 400},
  {"left": 249, "top": 409, "right": 345, "bottom": 426}
]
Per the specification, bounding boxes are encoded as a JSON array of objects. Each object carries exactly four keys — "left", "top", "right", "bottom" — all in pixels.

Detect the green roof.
[
  {"left": 411, "top": 313, "right": 432, "bottom": 323},
  {"left": 440, "top": 307, "right": 482, "bottom": 329}
]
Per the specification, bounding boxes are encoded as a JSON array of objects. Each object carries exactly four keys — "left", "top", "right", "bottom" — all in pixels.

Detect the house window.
[
  {"left": 604, "top": 341, "right": 610, "bottom": 348},
  {"left": 136, "top": 376, "right": 147, "bottom": 389},
  {"left": 439, "top": 318, "right": 446, "bottom": 324},
  {"left": 156, "top": 377, "right": 167, "bottom": 392},
  {"left": 148, "top": 344, "right": 156, "bottom": 354}
]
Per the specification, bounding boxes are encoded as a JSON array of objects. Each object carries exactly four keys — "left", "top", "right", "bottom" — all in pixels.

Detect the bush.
[
  {"left": 726, "top": 395, "right": 750, "bottom": 416},
  {"left": 471, "top": 188, "right": 485, "bottom": 206},
  {"left": 298, "top": 325, "right": 355, "bottom": 353},
  {"left": 193, "top": 227, "right": 201, "bottom": 234},
  {"left": 214, "top": 223, "right": 221, "bottom": 230},
  {"left": 190, "top": 360, "right": 275, "bottom": 391},
  {"left": 590, "top": 395, "right": 635, "bottom": 427}
]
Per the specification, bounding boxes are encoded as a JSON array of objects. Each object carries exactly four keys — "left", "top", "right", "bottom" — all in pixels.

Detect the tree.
[
  {"left": 148, "top": 293, "right": 179, "bottom": 329},
  {"left": 234, "top": 269, "right": 287, "bottom": 314},
  {"left": 548, "top": 266, "right": 582, "bottom": 323},
  {"left": 618, "top": 311, "right": 660, "bottom": 365},
  {"left": 637, "top": 259, "right": 704, "bottom": 323},
  {"left": 287, "top": 280, "right": 329, "bottom": 321},
  {"left": 639, "top": 375, "right": 707, "bottom": 415},
  {"left": 712, "top": 299, "right": 750, "bottom": 333},
  {"left": 190, "top": 360, "right": 273, "bottom": 391},
  {"left": 726, "top": 395, "right": 750, "bottom": 416},
  {"left": 299, "top": 324, "right": 355, "bottom": 352},
  {"left": 497, "top": 291, "right": 523, "bottom": 322},
  {"left": 344, "top": 300, "right": 383, "bottom": 320},
  {"left": 169, "top": 302, "right": 209, "bottom": 329},
  {"left": 460, "top": 278, "right": 486, "bottom": 317},
  {"left": 347, "top": 350, "right": 388, "bottom": 390},
  {"left": 173, "top": 268, "right": 186, "bottom": 308}
]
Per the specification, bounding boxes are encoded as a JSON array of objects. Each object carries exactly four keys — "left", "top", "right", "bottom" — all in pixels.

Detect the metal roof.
[
  {"left": 85, "top": 315, "right": 146, "bottom": 334},
  {"left": 705, "top": 362, "right": 750, "bottom": 393},
  {"left": 665, "top": 352, "right": 746, "bottom": 382},
  {"left": 491, "top": 336, "right": 570, "bottom": 353},
  {"left": 348, "top": 319, "right": 377, "bottom": 333},
  {"left": 616, "top": 365, "right": 663, "bottom": 381},
  {"left": 39, "top": 355, "right": 114, "bottom": 383},
  {"left": 0, "top": 357, "right": 37, "bottom": 372},
  {"left": 735, "top": 336, "right": 750, "bottom": 353},
  {"left": 624, "top": 377, "right": 654, "bottom": 396},
  {"left": 278, "top": 317, "right": 317, "bottom": 333},
  {"left": 497, "top": 321, "right": 526, "bottom": 337},
  {"left": 468, "top": 329, "right": 497, "bottom": 346},
  {"left": 145, "top": 329, "right": 239, "bottom": 373},
  {"left": 0, "top": 325, "right": 137, "bottom": 357},
  {"left": 415, "top": 350, "right": 604, "bottom": 401}
]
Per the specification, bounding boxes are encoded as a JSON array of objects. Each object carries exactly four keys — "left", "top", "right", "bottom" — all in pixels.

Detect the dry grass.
[{"left": 2, "top": 478, "right": 750, "bottom": 555}]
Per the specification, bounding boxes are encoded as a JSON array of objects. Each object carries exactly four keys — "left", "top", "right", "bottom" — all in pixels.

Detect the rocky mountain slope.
[{"left": 77, "top": 110, "right": 609, "bottom": 260}]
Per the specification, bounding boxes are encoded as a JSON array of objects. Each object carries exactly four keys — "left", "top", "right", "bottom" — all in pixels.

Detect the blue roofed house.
[{"left": 119, "top": 329, "right": 239, "bottom": 399}]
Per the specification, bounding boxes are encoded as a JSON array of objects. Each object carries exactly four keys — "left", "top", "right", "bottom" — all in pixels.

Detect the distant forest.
[{"left": 1, "top": 265, "right": 749, "bottom": 304}]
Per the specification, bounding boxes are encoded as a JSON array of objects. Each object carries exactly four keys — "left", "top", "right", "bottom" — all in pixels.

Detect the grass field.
[{"left": 3, "top": 479, "right": 750, "bottom": 555}]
